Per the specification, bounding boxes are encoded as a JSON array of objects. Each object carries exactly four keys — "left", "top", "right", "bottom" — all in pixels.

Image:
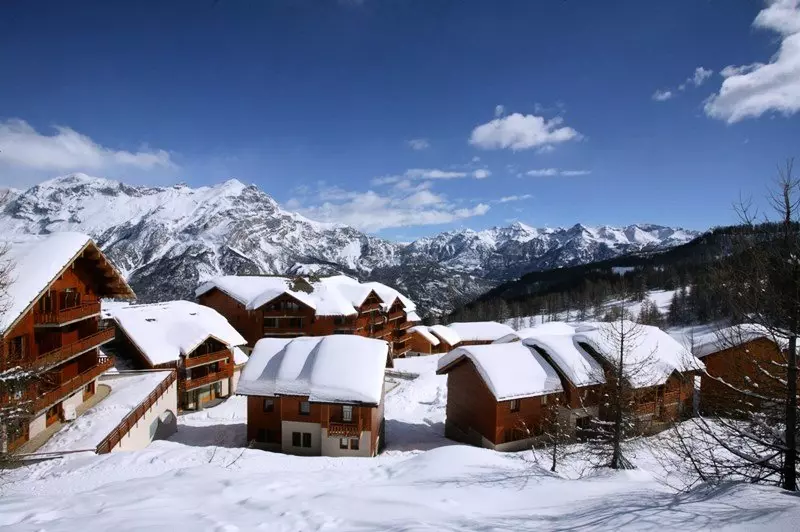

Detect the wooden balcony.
[
  {"left": 180, "top": 365, "right": 233, "bottom": 392},
  {"left": 35, "top": 356, "right": 115, "bottom": 412},
  {"left": 184, "top": 349, "right": 230, "bottom": 369},
  {"left": 662, "top": 391, "right": 681, "bottom": 405},
  {"left": 393, "top": 345, "right": 412, "bottom": 357},
  {"left": 397, "top": 321, "right": 413, "bottom": 330},
  {"left": 388, "top": 310, "right": 404, "bottom": 321},
  {"left": 34, "top": 301, "right": 101, "bottom": 327},
  {"left": 262, "top": 327, "right": 307, "bottom": 337},
  {"left": 33, "top": 328, "right": 115, "bottom": 371},
  {"left": 328, "top": 420, "right": 362, "bottom": 438},
  {"left": 393, "top": 331, "right": 411, "bottom": 342},
  {"left": 372, "top": 328, "right": 392, "bottom": 339},
  {"left": 96, "top": 371, "right": 176, "bottom": 454},
  {"left": 360, "top": 302, "right": 381, "bottom": 313}
]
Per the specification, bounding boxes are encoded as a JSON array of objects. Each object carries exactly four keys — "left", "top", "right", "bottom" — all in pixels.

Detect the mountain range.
[{"left": 0, "top": 174, "right": 700, "bottom": 316}]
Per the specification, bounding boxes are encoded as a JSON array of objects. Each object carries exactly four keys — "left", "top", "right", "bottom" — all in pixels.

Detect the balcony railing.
[
  {"left": 33, "top": 328, "right": 115, "bottom": 371},
  {"left": 34, "top": 301, "right": 101, "bottom": 326},
  {"left": 360, "top": 302, "right": 381, "bottom": 313},
  {"left": 388, "top": 310, "right": 404, "bottom": 321},
  {"left": 393, "top": 345, "right": 412, "bottom": 357},
  {"left": 184, "top": 349, "right": 230, "bottom": 369},
  {"left": 397, "top": 321, "right": 413, "bottom": 330},
  {"left": 180, "top": 365, "right": 233, "bottom": 392},
  {"left": 34, "top": 356, "right": 115, "bottom": 412},
  {"left": 393, "top": 332, "right": 411, "bottom": 343},
  {"left": 96, "top": 371, "right": 176, "bottom": 454},
  {"left": 328, "top": 420, "right": 362, "bottom": 438}
]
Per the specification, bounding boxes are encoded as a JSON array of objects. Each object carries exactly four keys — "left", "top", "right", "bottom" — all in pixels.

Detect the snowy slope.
[
  {"left": 0, "top": 174, "right": 698, "bottom": 315},
  {"left": 1, "top": 353, "right": 797, "bottom": 531}
]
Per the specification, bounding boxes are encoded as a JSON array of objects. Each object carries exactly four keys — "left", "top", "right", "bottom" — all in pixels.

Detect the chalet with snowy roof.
[
  {"left": 108, "top": 301, "right": 248, "bottom": 411},
  {"left": 0, "top": 232, "right": 137, "bottom": 453},
  {"left": 409, "top": 326, "right": 442, "bottom": 355},
  {"left": 237, "top": 335, "right": 388, "bottom": 457},
  {"left": 693, "top": 324, "right": 792, "bottom": 415},
  {"left": 196, "top": 275, "right": 418, "bottom": 362},
  {"left": 446, "top": 321, "right": 516, "bottom": 346},
  {"left": 436, "top": 343, "right": 565, "bottom": 452},
  {"left": 572, "top": 322, "right": 703, "bottom": 428},
  {"left": 428, "top": 324, "right": 461, "bottom": 351}
]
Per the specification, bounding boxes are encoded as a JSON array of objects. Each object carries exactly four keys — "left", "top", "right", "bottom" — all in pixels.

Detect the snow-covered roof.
[
  {"left": 110, "top": 300, "right": 246, "bottom": 366},
  {"left": 494, "top": 322, "right": 579, "bottom": 344},
  {"left": 429, "top": 324, "right": 461, "bottom": 346},
  {"left": 237, "top": 335, "right": 389, "bottom": 405},
  {"left": 232, "top": 346, "right": 249, "bottom": 366},
  {"left": 447, "top": 321, "right": 516, "bottom": 342},
  {"left": 692, "top": 324, "right": 789, "bottom": 358},
  {"left": 437, "top": 343, "right": 564, "bottom": 401},
  {"left": 410, "top": 326, "right": 440, "bottom": 346},
  {"left": 573, "top": 321, "right": 704, "bottom": 388},
  {"left": 0, "top": 232, "right": 133, "bottom": 335},
  {"left": 196, "top": 274, "right": 417, "bottom": 317},
  {"left": 522, "top": 333, "right": 606, "bottom": 387},
  {"left": 406, "top": 311, "right": 422, "bottom": 322}
]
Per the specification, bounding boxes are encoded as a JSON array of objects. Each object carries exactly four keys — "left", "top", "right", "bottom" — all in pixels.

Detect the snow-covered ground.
[{"left": 2, "top": 354, "right": 798, "bottom": 530}]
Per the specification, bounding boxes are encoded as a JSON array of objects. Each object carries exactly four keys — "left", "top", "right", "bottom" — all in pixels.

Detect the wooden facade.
[
  {"left": 245, "top": 391, "right": 385, "bottom": 457},
  {"left": 0, "top": 240, "right": 133, "bottom": 453},
  {"left": 199, "top": 286, "right": 414, "bottom": 362},
  {"left": 699, "top": 337, "right": 789, "bottom": 416},
  {"left": 111, "top": 330, "right": 236, "bottom": 411},
  {"left": 438, "top": 357, "right": 564, "bottom": 451}
]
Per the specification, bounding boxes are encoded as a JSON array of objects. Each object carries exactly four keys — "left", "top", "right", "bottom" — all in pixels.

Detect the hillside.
[{"left": 0, "top": 174, "right": 698, "bottom": 315}]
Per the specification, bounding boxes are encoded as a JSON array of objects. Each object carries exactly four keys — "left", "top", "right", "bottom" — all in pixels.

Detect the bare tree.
[
  {"left": 670, "top": 160, "right": 800, "bottom": 491},
  {"left": 584, "top": 303, "right": 660, "bottom": 470},
  {"left": 533, "top": 395, "right": 573, "bottom": 472}
]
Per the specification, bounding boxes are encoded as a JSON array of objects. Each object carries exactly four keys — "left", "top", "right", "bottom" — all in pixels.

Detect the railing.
[
  {"left": 662, "top": 391, "right": 681, "bottom": 404},
  {"left": 360, "top": 302, "right": 381, "bottom": 313},
  {"left": 388, "top": 310, "right": 404, "bottom": 321},
  {"left": 262, "top": 327, "right": 307, "bottom": 336},
  {"left": 184, "top": 349, "right": 230, "bottom": 369},
  {"left": 328, "top": 420, "right": 362, "bottom": 438},
  {"left": 34, "top": 356, "right": 115, "bottom": 412},
  {"left": 393, "top": 345, "right": 412, "bottom": 356},
  {"left": 179, "top": 365, "right": 233, "bottom": 392},
  {"left": 393, "top": 332, "right": 411, "bottom": 343},
  {"left": 397, "top": 321, "right": 413, "bottom": 330},
  {"left": 34, "top": 301, "right": 101, "bottom": 326},
  {"left": 33, "top": 328, "right": 116, "bottom": 371},
  {"left": 95, "top": 371, "right": 177, "bottom": 454},
  {"left": 372, "top": 329, "right": 392, "bottom": 339}
]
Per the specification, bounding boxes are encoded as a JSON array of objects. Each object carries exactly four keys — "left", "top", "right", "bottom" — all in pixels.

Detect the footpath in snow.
[{"left": 2, "top": 353, "right": 799, "bottom": 531}]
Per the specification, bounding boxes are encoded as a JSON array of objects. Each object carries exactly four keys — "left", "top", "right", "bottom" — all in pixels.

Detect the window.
[
  {"left": 302, "top": 433, "right": 312, "bottom": 448},
  {"left": 333, "top": 316, "right": 345, "bottom": 326},
  {"left": 285, "top": 301, "right": 300, "bottom": 311},
  {"left": 342, "top": 405, "right": 353, "bottom": 422},
  {"left": 509, "top": 399, "right": 520, "bottom": 413},
  {"left": 264, "top": 318, "right": 278, "bottom": 329},
  {"left": 542, "top": 395, "right": 548, "bottom": 405},
  {"left": 350, "top": 438, "right": 359, "bottom": 450},
  {"left": 299, "top": 401, "right": 310, "bottom": 415},
  {"left": 340, "top": 438, "right": 348, "bottom": 449},
  {"left": 266, "top": 429, "right": 279, "bottom": 443},
  {"left": 292, "top": 431, "right": 302, "bottom": 447},
  {"left": 7, "top": 335, "right": 25, "bottom": 361},
  {"left": 288, "top": 317, "right": 303, "bottom": 329},
  {"left": 61, "top": 287, "right": 80, "bottom": 309},
  {"left": 263, "top": 398, "right": 274, "bottom": 412}
]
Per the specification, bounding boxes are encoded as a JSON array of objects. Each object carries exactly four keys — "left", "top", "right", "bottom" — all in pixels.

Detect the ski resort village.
[{"left": 3, "top": 0, "right": 800, "bottom": 529}]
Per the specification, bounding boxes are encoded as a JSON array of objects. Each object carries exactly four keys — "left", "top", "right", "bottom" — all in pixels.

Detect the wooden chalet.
[
  {"left": 108, "top": 300, "right": 248, "bottom": 411},
  {"left": 693, "top": 324, "right": 792, "bottom": 415},
  {"left": 436, "top": 343, "right": 565, "bottom": 452},
  {"left": 0, "top": 232, "right": 134, "bottom": 453},
  {"left": 408, "top": 326, "right": 442, "bottom": 355},
  {"left": 572, "top": 322, "right": 702, "bottom": 430},
  {"left": 237, "top": 335, "right": 387, "bottom": 457},
  {"left": 446, "top": 321, "right": 516, "bottom": 346},
  {"left": 196, "top": 275, "right": 418, "bottom": 362}
]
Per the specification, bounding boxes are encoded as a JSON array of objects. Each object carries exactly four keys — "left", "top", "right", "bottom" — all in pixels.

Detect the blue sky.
[{"left": 1, "top": 0, "right": 799, "bottom": 240}]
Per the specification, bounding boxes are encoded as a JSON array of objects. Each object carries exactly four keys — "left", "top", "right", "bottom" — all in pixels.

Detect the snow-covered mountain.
[{"left": 0, "top": 174, "right": 700, "bottom": 315}]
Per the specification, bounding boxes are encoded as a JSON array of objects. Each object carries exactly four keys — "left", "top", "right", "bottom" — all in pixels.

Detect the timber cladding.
[{"left": 700, "top": 338, "right": 788, "bottom": 414}]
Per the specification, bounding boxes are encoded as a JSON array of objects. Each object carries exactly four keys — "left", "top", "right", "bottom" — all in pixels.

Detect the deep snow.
[{"left": 2, "top": 353, "right": 798, "bottom": 531}]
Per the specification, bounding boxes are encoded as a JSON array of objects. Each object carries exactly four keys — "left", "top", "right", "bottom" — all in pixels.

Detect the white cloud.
[
  {"left": 407, "top": 138, "right": 430, "bottom": 150},
  {"left": 471, "top": 156, "right": 481, "bottom": 162},
  {"left": 372, "top": 166, "right": 492, "bottom": 186},
  {"left": 290, "top": 183, "right": 490, "bottom": 232},
  {"left": 652, "top": 89, "right": 674, "bottom": 102},
  {"left": 494, "top": 104, "right": 505, "bottom": 117},
  {"left": 0, "top": 119, "right": 175, "bottom": 172},
  {"left": 690, "top": 66, "right": 714, "bottom": 87},
  {"left": 496, "top": 194, "right": 533, "bottom": 203},
  {"left": 525, "top": 168, "right": 591, "bottom": 177},
  {"left": 469, "top": 113, "right": 582, "bottom": 151},
  {"left": 536, "top": 145, "right": 556, "bottom": 154},
  {"left": 704, "top": 0, "right": 800, "bottom": 123},
  {"left": 526, "top": 168, "right": 559, "bottom": 176}
]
